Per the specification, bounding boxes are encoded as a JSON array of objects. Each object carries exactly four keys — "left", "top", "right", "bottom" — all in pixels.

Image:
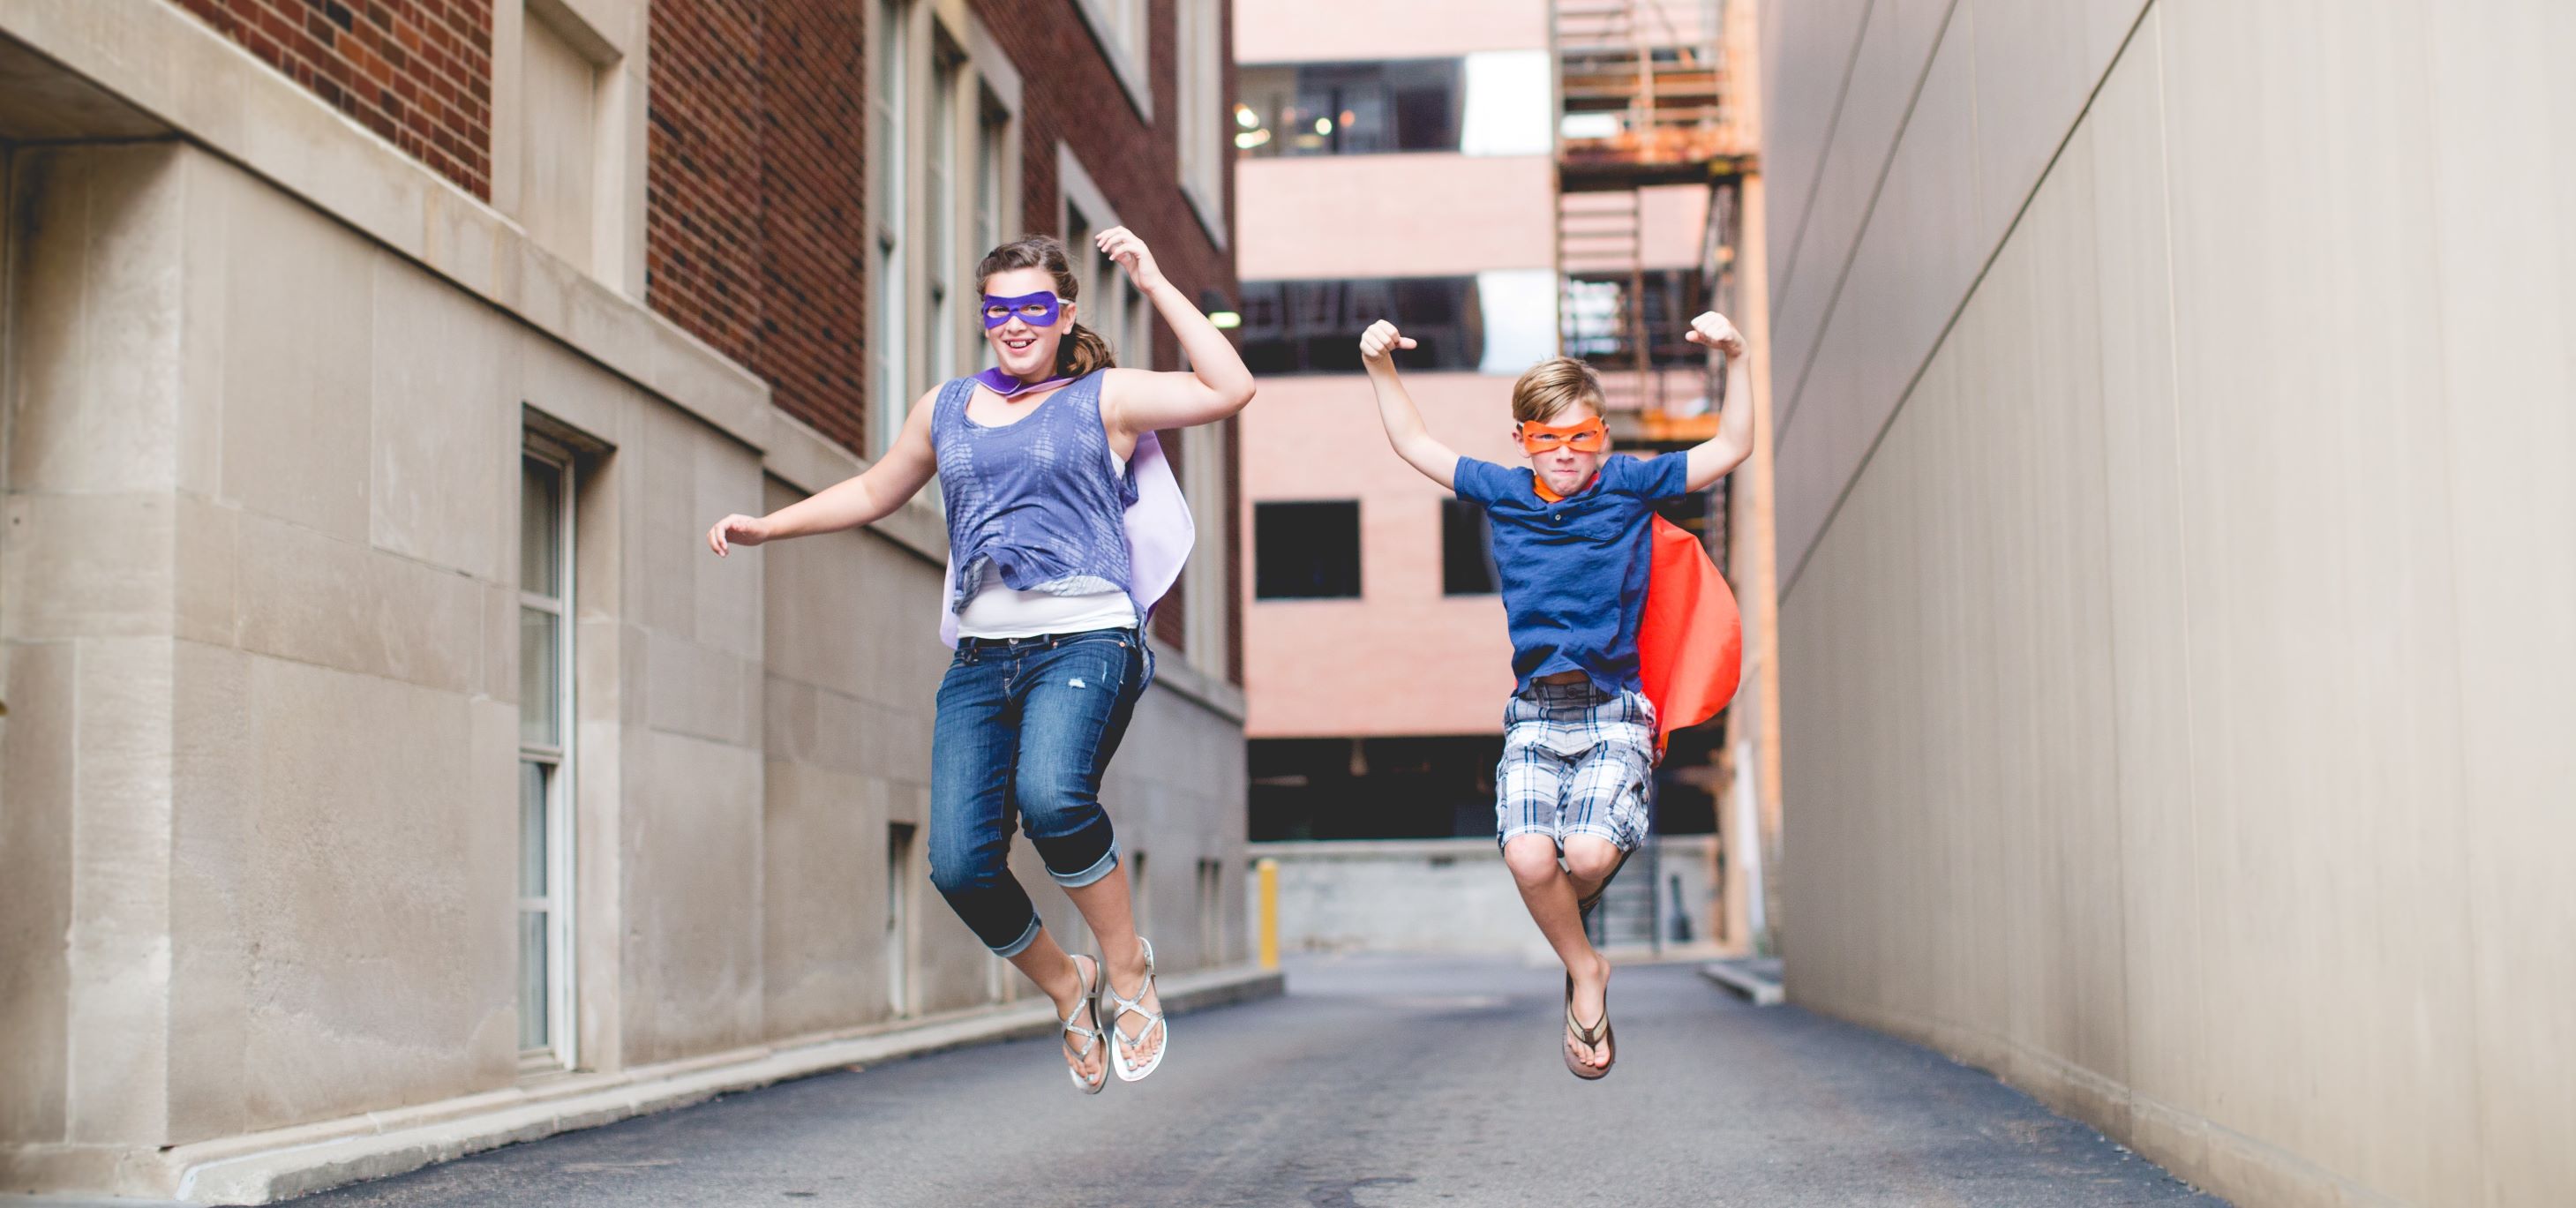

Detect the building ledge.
[{"left": 0, "top": 0, "right": 936, "bottom": 561}]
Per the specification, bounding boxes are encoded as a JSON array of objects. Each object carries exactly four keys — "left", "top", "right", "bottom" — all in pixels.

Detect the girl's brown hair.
[
  {"left": 1510, "top": 356, "right": 1605, "bottom": 424},
  {"left": 975, "top": 236, "right": 1116, "bottom": 379}
]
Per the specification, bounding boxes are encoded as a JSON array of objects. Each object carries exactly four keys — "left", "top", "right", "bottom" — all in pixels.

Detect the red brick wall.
[
  {"left": 974, "top": 0, "right": 1236, "bottom": 377},
  {"left": 753, "top": 2, "right": 873, "bottom": 454},
  {"left": 971, "top": 0, "right": 1239, "bottom": 665},
  {"left": 644, "top": 0, "right": 870, "bottom": 451},
  {"left": 169, "top": 0, "right": 491, "bottom": 198},
  {"left": 646, "top": 0, "right": 1243, "bottom": 678}
]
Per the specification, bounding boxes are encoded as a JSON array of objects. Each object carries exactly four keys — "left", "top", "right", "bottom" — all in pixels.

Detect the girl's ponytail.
[{"left": 1059, "top": 321, "right": 1116, "bottom": 378}]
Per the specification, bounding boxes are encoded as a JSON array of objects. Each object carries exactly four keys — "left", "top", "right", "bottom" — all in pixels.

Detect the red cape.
[{"left": 1636, "top": 515, "right": 1743, "bottom": 757}]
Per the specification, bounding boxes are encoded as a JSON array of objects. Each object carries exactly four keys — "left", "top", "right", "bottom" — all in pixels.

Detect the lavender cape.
[{"left": 935, "top": 427, "right": 1195, "bottom": 649}]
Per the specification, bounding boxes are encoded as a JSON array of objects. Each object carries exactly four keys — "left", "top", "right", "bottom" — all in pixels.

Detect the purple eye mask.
[{"left": 980, "top": 290, "right": 1063, "bottom": 329}]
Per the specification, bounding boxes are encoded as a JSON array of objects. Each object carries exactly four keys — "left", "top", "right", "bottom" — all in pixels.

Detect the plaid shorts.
[{"left": 1495, "top": 679, "right": 1656, "bottom": 853}]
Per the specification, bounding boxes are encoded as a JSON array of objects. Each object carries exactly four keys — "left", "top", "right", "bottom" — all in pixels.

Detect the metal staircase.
[
  {"left": 1551, "top": 0, "right": 1752, "bottom": 446},
  {"left": 1555, "top": 1, "right": 1757, "bottom": 954}
]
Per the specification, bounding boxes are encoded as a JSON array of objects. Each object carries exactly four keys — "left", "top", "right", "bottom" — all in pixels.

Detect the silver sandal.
[
  {"left": 1103, "top": 936, "right": 1168, "bottom": 1083},
  {"left": 1061, "top": 954, "right": 1108, "bottom": 1094}
]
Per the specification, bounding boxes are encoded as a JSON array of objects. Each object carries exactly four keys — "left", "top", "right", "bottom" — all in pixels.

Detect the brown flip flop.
[{"left": 1563, "top": 972, "right": 1615, "bottom": 1080}]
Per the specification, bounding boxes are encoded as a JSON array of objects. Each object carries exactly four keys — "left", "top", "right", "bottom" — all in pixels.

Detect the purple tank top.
[{"left": 932, "top": 371, "right": 1139, "bottom": 616}]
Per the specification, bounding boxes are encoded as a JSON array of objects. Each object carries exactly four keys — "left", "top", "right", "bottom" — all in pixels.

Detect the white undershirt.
[
  {"left": 954, "top": 446, "right": 1138, "bottom": 640},
  {"left": 956, "top": 584, "right": 1138, "bottom": 640}
]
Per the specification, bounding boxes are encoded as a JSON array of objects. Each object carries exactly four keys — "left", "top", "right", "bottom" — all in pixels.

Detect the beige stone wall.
[
  {"left": 1765, "top": 2, "right": 2576, "bottom": 1204},
  {"left": 0, "top": 134, "right": 1248, "bottom": 1182}
]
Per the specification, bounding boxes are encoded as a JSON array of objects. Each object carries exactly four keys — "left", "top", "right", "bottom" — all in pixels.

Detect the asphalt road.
[{"left": 285, "top": 955, "right": 2226, "bottom": 1207}]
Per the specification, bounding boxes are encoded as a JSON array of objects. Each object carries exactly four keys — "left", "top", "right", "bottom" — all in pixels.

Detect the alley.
[{"left": 286, "top": 957, "right": 2223, "bottom": 1207}]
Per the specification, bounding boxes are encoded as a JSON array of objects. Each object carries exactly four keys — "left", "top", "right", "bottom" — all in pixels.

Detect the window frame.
[
  {"left": 869, "top": 0, "right": 912, "bottom": 456},
  {"left": 1069, "top": 0, "right": 1153, "bottom": 121},
  {"left": 1058, "top": 145, "right": 1139, "bottom": 371},
  {"left": 879, "top": 9, "right": 1026, "bottom": 446},
  {"left": 886, "top": 822, "right": 916, "bottom": 1017},
  {"left": 1234, "top": 58, "right": 1466, "bottom": 160},
  {"left": 1173, "top": 0, "right": 1228, "bottom": 247},
  {"left": 1235, "top": 276, "right": 1488, "bottom": 376},
  {"left": 926, "top": 39, "right": 965, "bottom": 387},
  {"left": 516, "top": 437, "right": 580, "bottom": 1075},
  {"left": 493, "top": 0, "right": 648, "bottom": 297}
]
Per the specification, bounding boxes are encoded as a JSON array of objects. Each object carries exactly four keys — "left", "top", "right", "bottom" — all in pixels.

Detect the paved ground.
[{"left": 267, "top": 955, "right": 2224, "bottom": 1207}]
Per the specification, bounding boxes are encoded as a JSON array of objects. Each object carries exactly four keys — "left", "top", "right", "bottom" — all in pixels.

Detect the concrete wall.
[
  {"left": 1764, "top": 2, "right": 2576, "bottom": 1204},
  {"left": 1253, "top": 837, "right": 1716, "bottom": 957},
  {"left": 0, "top": 131, "right": 1246, "bottom": 1201},
  {"left": 1233, "top": 0, "right": 1547, "bottom": 63}
]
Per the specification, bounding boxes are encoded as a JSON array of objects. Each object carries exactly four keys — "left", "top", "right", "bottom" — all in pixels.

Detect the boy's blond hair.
[{"left": 1510, "top": 357, "right": 1605, "bottom": 424}]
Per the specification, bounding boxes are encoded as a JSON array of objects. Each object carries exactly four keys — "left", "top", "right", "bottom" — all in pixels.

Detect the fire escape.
[
  {"left": 1552, "top": 0, "right": 1752, "bottom": 443},
  {"left": 1554, "top": 0, "right": 1756, "bottom": 952}
]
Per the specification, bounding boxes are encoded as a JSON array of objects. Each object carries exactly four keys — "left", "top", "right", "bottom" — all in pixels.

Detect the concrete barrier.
[{"left": 1249, "top": 836, "right": 1718, "bottom": 956}]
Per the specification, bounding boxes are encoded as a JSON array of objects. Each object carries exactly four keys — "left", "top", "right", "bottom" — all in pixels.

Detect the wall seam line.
[
  {"left": 1776, "top": 0, "right": 1963, "bottom": 439},
  {"left": 1784, "top": 0, "right": 2163, "bottom": 599},
  {"left": 1765, "top": 0, "right": 1881, "bottom": 326}
]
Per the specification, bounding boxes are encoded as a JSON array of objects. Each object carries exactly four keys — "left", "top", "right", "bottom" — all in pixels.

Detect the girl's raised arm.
[{"left": 1093, "top": 226, "right": 1258, "bottom": 435}]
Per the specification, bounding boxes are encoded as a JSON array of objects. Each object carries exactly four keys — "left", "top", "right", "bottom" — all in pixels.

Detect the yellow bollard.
[{"left": 1256, "top": 857, "right": 1280, "bottom": 970}]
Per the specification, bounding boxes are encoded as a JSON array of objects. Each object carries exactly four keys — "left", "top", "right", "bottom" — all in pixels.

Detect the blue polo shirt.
[{"left": 1453, "top": 451, "right": 1693, "bottom": 695}]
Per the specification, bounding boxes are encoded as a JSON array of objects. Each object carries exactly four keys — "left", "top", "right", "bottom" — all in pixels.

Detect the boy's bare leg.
[
  {"left": 1562, "top": 834, "right": 1626, "bottom": 911},
  {"left": 1503, "top": 836, "right": 1615, "bottom": 1070}
]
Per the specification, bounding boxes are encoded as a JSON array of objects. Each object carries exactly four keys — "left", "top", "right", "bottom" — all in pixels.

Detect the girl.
[{"left": 706, "top": 229, "right": 1255, "bottom": 1093}]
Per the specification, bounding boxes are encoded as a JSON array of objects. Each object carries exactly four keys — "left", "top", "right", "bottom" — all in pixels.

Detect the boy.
[{"left": 1358, "top": 311, "right": 1752, "bottom": 1078}]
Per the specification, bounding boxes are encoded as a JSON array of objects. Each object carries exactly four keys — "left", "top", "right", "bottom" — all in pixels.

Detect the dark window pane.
[
  {"left": 1250, "top": 736, "right": 1507, "bottom": 840},
  {"left": 1389, "top": 60, "right": 1461, "bottom": 151},
  {"left": 1442, "top": 499, "right": 1498, "bottom": 596},
  {"left": 1235, "top": 58, "right": 1463, "bottom": 159},
  {"left": 1254, "top": 501, "right": 1362, "bottom": 599},
  {"left": 1234, "top": 276, "right": 1483, "bottom": 376}
]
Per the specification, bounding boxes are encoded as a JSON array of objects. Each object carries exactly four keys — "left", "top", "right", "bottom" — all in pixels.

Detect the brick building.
[{"left": 0, "top": 0, "right": 1249, "bottom": 1198}]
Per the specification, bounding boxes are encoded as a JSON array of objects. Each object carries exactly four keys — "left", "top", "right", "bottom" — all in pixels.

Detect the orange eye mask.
[{"left": 1515, "top": 416, "right": 1608, "bottom": 455}]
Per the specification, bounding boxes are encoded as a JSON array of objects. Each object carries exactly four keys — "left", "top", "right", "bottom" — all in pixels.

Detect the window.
[
  {"left": 518, "top": 443, "right": 577, "bottom": 1069},
  {"left": 887, "top": 822, "right": 916, "bottom": 1016},
  {"left": 1070, "top": 0, "right": 1151, "bottom": 116},
  {"left": 1068, "top": 199, "right": 1140, "bottom": 367},
  {"left": 973, "top": 91, "right": 1010, "bottom": 375},
  {"left": 1179, "top": 424, "right": 1231, "bottom": 677},
  {"left": 1175, "top": 0, "right": 1226, "bottom": 235},
  {"left": 927, "top": 43, "right": 964, "bottom": 386},
  {"left": 1237, "top": 277, "right": 1484, "bottom": 375},
  {"left": 519, "top": 8, "right": 603, "bottom": 273},
  {"left": 1196, "top": 859, "right": 1224, "bottom": 964},
  {"left": 1250, "top": 736, "right": 1506, "bottom": 840},
  {"left": 1125, "top": 284, "right": 1152, "bottom": 370},
  {"left": 871, "top": 0, "right": 911, "bottom": 454},
  {"left": 1255, "top": 501, "right": 1362, "bottom": 599},
  {"left": 1130, "top": 850, "right": 1151, "bottom": 938},
  {"left": 1442, "top": 499, "right": 1498, "bottom": 596},
  {"left": 1234, "top": 60, "right": 1463, "bottom": 158}
]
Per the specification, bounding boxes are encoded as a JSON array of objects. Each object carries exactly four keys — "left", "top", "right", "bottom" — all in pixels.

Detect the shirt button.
[{"left": 1552, "top": 512, "right": 1563, "bottom": 521}]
